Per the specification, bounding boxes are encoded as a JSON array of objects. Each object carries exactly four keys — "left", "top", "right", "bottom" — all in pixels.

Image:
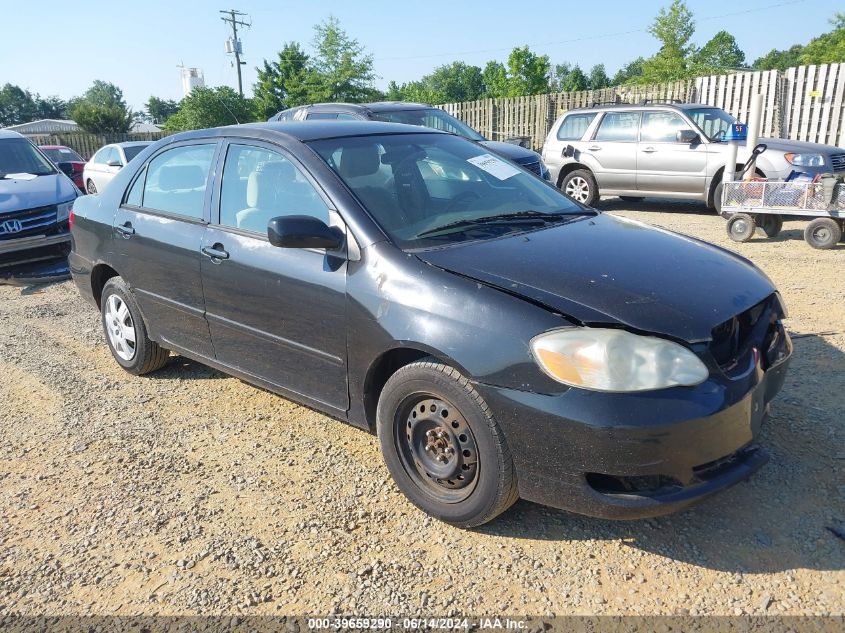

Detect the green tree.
[
  {"left": 753, "top": 45, "right": 803, "bottom": 71},
  {"left": 0, "top": 84, "right": 38, "bottom": 126},
  {"left": 799, "top": 12, "right": 845, "bottom": 64},
  {"left": 482, "top": 61, "right": 508, "bottom": 98},
  {"left": 639, "top": 0, "right": 697, "bottom": 83},
  {"left": 505, "top": 46, "right": 550, "bottom": 96},
  {"left": 388, "top": 62, "right": 484, "bottom": 104},
  {"left": 144, "top": 96, "right": 179, "bottom": 124},
  {"left": 69, "top": 80, "right": 133, "bottom": 133},
  {"left": 163, "top": 86, "right": 256, "bottom": 132},
  {"left": 35, "top": 95, "right": 68, "bottom": 120},
  {"left": 308, "top": 16, "right": 378, "bottom": 102},
  {"left": 253, "top": 42, "right": 311, "bottom": 119},
  {"left": 562, "top": 65, "right": 588, "bottom": 92},
  {"left": 694, "top": 30, "right": 746, "bottom": 73},
  {"left": 588, "top": 64, "right": 610, "bottom": 90},
  {"left": 611, "top": 57, "right": 645, "bottom": 85},
  {"left": 385, "top": 80, "right": 405, "bottom": 100}
]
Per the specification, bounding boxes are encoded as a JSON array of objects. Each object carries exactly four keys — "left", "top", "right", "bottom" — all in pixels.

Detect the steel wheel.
[
  {"left": 727, "top": 213, "right": 756, "bottom": 242},
  {"left": 86, "top": 179, "right": 97, "bottom": 194},
  {"left": 104, "top": 294, "right": 136, "bottom": 361},
  {"left": 804, "top": 218, "right": 841, "bottom": 250},
  {"left": 564, "top": 176, "right": 590, "bottom": 204},
  {"left": 395, "top": 395, "right": 479, "bottom": 503}
]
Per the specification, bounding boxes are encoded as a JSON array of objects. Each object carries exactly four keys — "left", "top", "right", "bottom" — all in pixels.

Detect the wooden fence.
[
  {"left": 440, "top": 64, "right": 845, "bottom": 151},
  {"left": 26, "top": 132, "right": 170, "bottom": 160}
]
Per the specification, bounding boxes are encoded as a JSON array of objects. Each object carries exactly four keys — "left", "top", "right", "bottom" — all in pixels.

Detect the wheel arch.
[
  {"left": 556, "top": 162, "right": 593, "bottom": 189},
  {"left": 90, "top": 263, "right": 121, "bottom": 309}
]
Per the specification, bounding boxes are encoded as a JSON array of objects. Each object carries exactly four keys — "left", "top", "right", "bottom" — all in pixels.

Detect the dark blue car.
[
  {"left": 69, "top": 122, "right": 791, "bottom": 527},
  {"left": 0, "top": 130, "right": 79, "bottom": 284}
]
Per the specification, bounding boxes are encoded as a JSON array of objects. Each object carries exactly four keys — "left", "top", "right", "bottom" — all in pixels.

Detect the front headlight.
[
  {"left": 784, "top": 152, "right": 825, "bottom": 167},
  {"left": 530, "top": 328, "right": 709, "bottom": 392},
  {"left": 56, "top": 201, "right": 73, "bottom": 222}
]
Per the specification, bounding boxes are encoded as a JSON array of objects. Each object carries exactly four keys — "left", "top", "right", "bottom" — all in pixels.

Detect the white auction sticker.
[{"left": 467, "top": 153, "right": 521, "bottom": 180}]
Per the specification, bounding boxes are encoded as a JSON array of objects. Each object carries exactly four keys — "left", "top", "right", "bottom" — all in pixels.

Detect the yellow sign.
[{"left": 810, "top": 90, "right": 820, "bottom": 97}]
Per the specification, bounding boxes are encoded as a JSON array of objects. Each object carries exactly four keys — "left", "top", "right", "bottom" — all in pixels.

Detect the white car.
[{"left": 82, "top": 142, "right": 151, "bottom": 194}]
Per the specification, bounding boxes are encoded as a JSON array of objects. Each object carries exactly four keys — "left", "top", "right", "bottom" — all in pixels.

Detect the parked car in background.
[
  {"left": 83, "top": 141, "right": 151, "bottom": 194},
  {"left": 39, "top": 145, "right": 85, "bottom": 191},
  {"left": 543, "top": 101, "right": 845, "bottom": 209},
  {"left": 0, "top": 130, "right": 79, "bottom": 284},
  {"left": 270, "top": 102, "right": 551, "bottom": 180},
  {"left": 70, "top": 121, "right": 791, "bottom": 527}
]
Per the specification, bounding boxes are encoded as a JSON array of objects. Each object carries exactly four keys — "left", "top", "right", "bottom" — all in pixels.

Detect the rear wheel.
[
  {"left": 86, "top": 179, "right": 97, "bottom": 194},
  {"left": 726, "top": 213, "right": 756, "bottom": 242},
  {"left": 804, "top": 218, "right": 841, "bottom": 250},
  {"left": 101, "top": 277, "right": 169, "bottom": 375},
  {"left": 377, "top": 359, "right": 518, "bottom": 527},
  {"left": 758, "top": 214, "right": 783, "bottom": 238},
  {"left": 561, "top": 169, "right": 599, "bottom": 207}
]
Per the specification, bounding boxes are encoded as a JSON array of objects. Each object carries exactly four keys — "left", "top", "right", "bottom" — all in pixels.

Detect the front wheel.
[
  {"left": 561, "top": 169, "right": 599, "bottom": 207},
  {"left": 726, "top": 213, "right": 756, "bottom": 242},
  {"left": 101, "top": 277, "right": 170, "bottom": 375},
  {"left": 377, "top": 360, "right": 518, "bottom": 527}
]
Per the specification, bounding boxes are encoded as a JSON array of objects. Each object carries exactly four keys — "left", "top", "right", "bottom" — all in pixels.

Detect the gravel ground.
[{"left": 0, "top": 200, "right": 843, "bottom": 617}]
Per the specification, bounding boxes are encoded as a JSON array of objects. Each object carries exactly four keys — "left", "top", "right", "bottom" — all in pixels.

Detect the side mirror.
[
  {"left": 57, "top": 161, "right": 75, "bottom": 178},
  {"left": 676, "top": 129, "right": 700, "bottom": 144},
  {"left": 106, "top": 159, "right": 123, "bottom": 168},
  {"left": 267, "top": 215, "right": 344, "bottom": 250}
]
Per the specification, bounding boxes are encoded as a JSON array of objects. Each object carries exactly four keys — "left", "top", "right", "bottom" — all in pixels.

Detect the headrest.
[
  {"left": 245, "top": 161, "right": 294, "bottom": 208},
  {"left": 339, "top": 144, "right": 380, "bottom": 178},
  {"left": 158, "top": 164, "right": 205, "bottom": 191}
]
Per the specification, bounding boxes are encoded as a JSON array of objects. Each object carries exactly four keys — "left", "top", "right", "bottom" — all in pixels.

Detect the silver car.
[
  {"left": 82, "top": 142, "right": 151, "bottom": 195},
  {"left": 542, "top": 102, "right": 845, "bottom": 210}
]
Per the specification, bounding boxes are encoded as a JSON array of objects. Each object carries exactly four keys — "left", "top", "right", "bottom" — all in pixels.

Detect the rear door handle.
[
  {"left": 587, "top": 145, "right": 601, "bottom": 151},
  {"left": 642, "top": 146, "right": 657, "bottom": 153},
  {"left": 115, "top": 222, "right": 135, "bottom": 238},
  {"left": 201, "top": 245, "right": 230, "bottom": 261}
]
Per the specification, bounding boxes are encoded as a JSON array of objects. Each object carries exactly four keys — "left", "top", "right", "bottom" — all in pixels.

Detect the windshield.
[
  {"left": 41, "top": 147, "right": 84, "bottom": 164},
  {"left": 686, "top": 107, "right": 737, "bottom": 142},
  {"left": 122, "top": 145, "right": 148, "bottom": 162},
  {"left": 0, "top": 138, "right": 57, "bottom": 177},
  {"left": 309, "top": 133, "right": 586, "bottom": 249},
  {"left": 370, "top": 109, "right": 485, "bottom": 142}
]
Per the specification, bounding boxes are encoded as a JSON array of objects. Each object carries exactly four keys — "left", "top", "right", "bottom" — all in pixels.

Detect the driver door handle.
[
  {"left": 115, "top": 222, "right": 135, "bottom": 238},
  {"left": 201, "top": 245, "right": 230, "bottom": 261},
  {"left": 587, "top": 145, "right": 601, "bottom": 151},
  {"left": 641, "top": 146, "right": 657, "bottom": 153}
]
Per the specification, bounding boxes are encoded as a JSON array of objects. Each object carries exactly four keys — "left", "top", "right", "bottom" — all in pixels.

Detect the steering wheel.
[
  {"left": 710, "top": 129, "right": 727, "bottom": 142},
  {"left": 445, "top": 191, "right": 481, "bottom": 213}
]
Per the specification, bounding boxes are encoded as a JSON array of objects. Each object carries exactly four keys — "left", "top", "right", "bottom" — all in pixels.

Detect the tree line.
[{"left": 1, "top": 2, "right": 842, "bottom": 134}]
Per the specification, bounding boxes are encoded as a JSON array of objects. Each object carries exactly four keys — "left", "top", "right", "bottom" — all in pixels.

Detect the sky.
[{"left": 1, "top": 0, "right": 841, "bottom": 112}]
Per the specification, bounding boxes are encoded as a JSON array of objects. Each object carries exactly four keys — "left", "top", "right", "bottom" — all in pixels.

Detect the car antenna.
[{"left": 209, "top": 90, "right": 240, "bottom": 125}]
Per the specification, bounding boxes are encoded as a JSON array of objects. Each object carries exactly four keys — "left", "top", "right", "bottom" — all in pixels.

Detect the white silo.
[{"left": 181, "top": 67, "right": 205, "bottom": 97}]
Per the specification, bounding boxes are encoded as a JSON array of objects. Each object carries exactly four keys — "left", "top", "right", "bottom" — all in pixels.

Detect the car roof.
[
  {"left": 275, "top": 101, "right": 436, "bottom": 118},
  {"left": 568, "top": 101, "right": 718, "bottom": 113},
  {"left": 169, "top": 121, "right": 448, "bottom": 143},
  {"left": 111, "top": 141, "right": 153, "bottom": 148},
  {"left": 0, "top": 130, "right": 26, "bottom": 140}
]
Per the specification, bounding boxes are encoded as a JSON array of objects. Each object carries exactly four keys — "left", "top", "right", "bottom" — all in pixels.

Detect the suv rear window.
[
  {"left": 557, "top": 113, "right": 596, "bottom": 140},
  {"left": 594, "top": 112, "right": 641, "bottom": 142}
]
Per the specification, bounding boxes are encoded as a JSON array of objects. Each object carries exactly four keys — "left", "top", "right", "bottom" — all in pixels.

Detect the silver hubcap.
[
  {"left": 87, "top": 180, "right": 96, "bottom": 194},
  {"left": 104, "top": 295, "right": 136, "bottom": 361},
  {"left": 734, "top": 219, "right": 750, "bottom": 234},
  {"left": 565, "top": 176, "right": 590, "bottom": 203},
  {"left": 813, "top": 227, "right": 831, "bottom": 242}
]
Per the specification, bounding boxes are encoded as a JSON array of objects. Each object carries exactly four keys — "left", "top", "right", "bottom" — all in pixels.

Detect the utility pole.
[{"left": 220, "top": 9, "right": 250, "bottom": 96}]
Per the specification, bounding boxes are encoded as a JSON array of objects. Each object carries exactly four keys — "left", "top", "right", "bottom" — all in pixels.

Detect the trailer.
[{"left": 721, "top": 178, "right": 845, "bottom": 249}]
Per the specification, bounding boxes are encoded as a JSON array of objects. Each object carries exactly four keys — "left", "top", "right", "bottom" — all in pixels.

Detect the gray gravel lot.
[{"left": 0, "top": 200, "right": 843, "bottom": 616}]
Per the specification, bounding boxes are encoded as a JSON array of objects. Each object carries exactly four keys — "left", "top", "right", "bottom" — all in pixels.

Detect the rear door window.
[
  {"left": 594, "top": 112, "right": 641, "bottom": 142},
  {"left": 557, "top": 113, "right": 597, "bottom": 140},
  {"left": 141, "top": 144, "right": 216, "bottom": 220}
]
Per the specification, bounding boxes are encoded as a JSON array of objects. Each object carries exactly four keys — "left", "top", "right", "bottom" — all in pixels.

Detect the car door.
[
  {"left": 112, "top": 140, "right": 219, "bottom": 358},
  {"left": 584, "top": 111, "right": 640, "bottom": 192},
  {"left": 637, "top": 110, "right": 708, "bottom": 195},
  {"left": 201, "top": 141, "right": 349, "bottom": 410}
]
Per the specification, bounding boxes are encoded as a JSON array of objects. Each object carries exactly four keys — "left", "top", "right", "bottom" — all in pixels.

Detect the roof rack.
[
  {"left": 639, "top": 98, "right": 684, "bottom": 105},
  {"left": 589, "top": 100, "right": 630, "bottom": 107}
]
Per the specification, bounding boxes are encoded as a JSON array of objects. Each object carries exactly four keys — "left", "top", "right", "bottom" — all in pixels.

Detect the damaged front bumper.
[{"left": 0, "top": 231, "right": 71, "bottom": 286}]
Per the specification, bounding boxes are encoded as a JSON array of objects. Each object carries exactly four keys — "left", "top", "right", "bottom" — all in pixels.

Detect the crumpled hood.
[
  {"left": 0, "top": 173, "right": 77, "bottom": 213},
  {"left": 480, "top": 140, "right": 542, "bottom": 163},
  {"left": 415, "top": 213, "right": 777, "bottom": 343}
]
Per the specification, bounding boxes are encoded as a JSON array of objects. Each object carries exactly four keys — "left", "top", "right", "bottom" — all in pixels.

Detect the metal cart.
[{"left": 721, "top": 179, "right": 845, "bottom": 249}]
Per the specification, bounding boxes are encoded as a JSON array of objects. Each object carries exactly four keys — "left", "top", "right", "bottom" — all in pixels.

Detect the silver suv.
[{"left": 543, "top": 101, "right": 845, "bottom": 209}]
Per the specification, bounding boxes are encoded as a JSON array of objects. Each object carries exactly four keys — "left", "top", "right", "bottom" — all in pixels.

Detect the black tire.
[
  {"left": 726, "top": 213, "right": 756, "bottom": 242},
  {"left": 376, "top": 359, "right": 518, "bottom": 528},
  {"left": 618, "top": 196, "right": 641, "bottom": 203},
  {"left": 561, "top": 169, "right": 599, "bottom": 207},
  {"left": 100, "top": 277, "right": 169, "bottom": 375},
  {"left": 86, "top": 179, "right": 97, "bottom": 195},
  {"left": 758, "top": 214, "right": 783, "bottom": 238},
  {"left": 804, "top": 217, "right": 841, "bottom": 250},
  {"left": 713, "top": 181, "right": 725, "bottom": 215}
]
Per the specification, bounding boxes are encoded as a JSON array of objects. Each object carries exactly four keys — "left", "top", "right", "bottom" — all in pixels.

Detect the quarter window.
[
  {"left": 594, "top": 112, "right": 641, "bottom": 142},
  {"left": 306, "top": 112, "right": 339, "bottom": 120},
  {"left": 641, "top": 111, "right": 688, "bottom": 143},
  {"left": 141, "top": 144, "right": 215, "bottom": 219},
  {"left": 557, "top": 113, "right": 597, "bottom": 140},
  {"left": 219, "top": 144, "right": 330, "bottom": 235}
]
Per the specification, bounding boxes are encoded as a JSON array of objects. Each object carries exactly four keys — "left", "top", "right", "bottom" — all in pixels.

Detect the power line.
[
  {"left": 220, "top": 8, "right": 251, "bottom": 96},
  {"left": 372, "top": 0, "right": 809, "bottom": 63}
]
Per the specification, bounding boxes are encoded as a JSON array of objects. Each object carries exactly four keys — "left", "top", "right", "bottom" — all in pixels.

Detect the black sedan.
[{"left": 69, "top": 121, "right": 791, "bottom": 527}]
